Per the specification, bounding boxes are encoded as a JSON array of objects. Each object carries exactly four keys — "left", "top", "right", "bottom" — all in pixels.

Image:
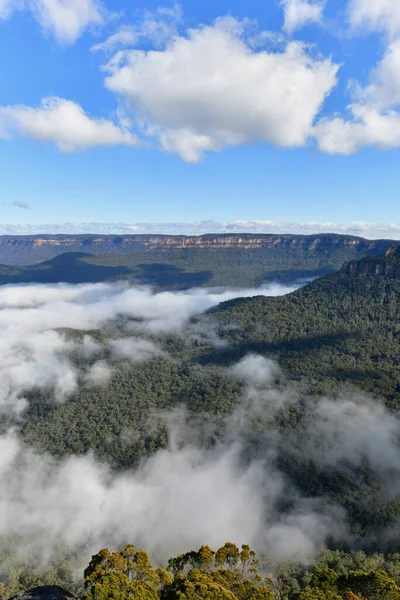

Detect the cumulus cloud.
[
  {"left": 314, "top": 37, "right": 400, "bottom": 153},
  {"left": 348, "top": 0, "right": 400, "bottom": 38},
  {"left": 92, "top": 4, "right": 182, "bottom": 53},
  {"left": 315, "top": 107, "right": 400, "bottom": 154},
  {"left": 0, "top": 0, "right": 104, "bottom": 42},
  {"left": 281, "top": 0, "right": 325, "bottom": 35},
  {"left": 0, "top": 10, "right": 339, "bottom": 160},
  {"left": 30, "top": 0, "right": 104, "bottom": 44},
  {"left": 0, "top": 97, "right": 139, "bottom": 152},
  {"left": 103, "top": 17, "right": 338, "bottom": 162},
  {"left": 0, "top": 0, "right": 105, "bottom": 43},
  {"left": 358, "top": 39, "right": 400, "bottom": 110}
]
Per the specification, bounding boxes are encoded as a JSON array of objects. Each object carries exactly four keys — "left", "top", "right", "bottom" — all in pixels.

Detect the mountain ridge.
[{"left": 0, "top": 233, "right": 394, "bottom": 266}]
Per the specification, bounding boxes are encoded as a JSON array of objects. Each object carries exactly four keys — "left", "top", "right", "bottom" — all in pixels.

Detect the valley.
[{"left": 1, "top": 243, "right": 400, "bottom": 600}]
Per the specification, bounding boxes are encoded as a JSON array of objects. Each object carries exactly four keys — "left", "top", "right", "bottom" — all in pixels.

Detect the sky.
[{"left": 0, "top": 0, "right": 400, "bottom": 236}]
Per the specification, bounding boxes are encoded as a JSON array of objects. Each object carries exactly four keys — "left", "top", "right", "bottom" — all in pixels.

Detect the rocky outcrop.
[
  {"left": 12, "top": 586, "right": 76, "bottom": 600},
  {"left": 341, "top": 244, "right": 400, "bottom": 277}
]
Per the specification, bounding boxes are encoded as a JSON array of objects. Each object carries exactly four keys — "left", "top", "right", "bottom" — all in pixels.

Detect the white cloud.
[
  {"left": 348, "top": 0, "right": 400, "bottom": 38},
  {"left": 0, "top": 389, "right": 347, "bottom": 564},
  {"left": 92, "top": 4, "right": 182, "bottom": 53},
  {"left": 0, "top": 220, "right": 400, "bottom": 239},
  {"left": 0, "top": 0, "right": 105, "bottom": 43},
  {"left": 104, "top": 17, "right": 338, "bottom": 162},
  {"left": 230, "top": 355, "right": 282, "bottom": 387},
  {"left": 281, "top": 0, "right": 325, "bottom": 35},
  {"left": 314, "top": 107, "right": 400, "bottom": 154},
  {"left": 0, "top": 97, "right": 139, "bottom": 152},
  {"left": 314, "top": 39, "right": 400, "bottom": 153},
  {"left": 356, "top": 39, "right": 400, "bottom": 110},
  {"left": 84, "top": 360, "right": 112, "bottom": 386},
  {"left": 30, "top": 0, "right": 104, "bottom": 44}
]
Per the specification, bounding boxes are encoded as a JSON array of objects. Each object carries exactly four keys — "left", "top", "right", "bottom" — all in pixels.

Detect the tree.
[
  {"left": 83, "top": 545, "right": 171, "bottom": 600},
  {"left": 83, "top": 543, "right": 272, "bottom": 600}
]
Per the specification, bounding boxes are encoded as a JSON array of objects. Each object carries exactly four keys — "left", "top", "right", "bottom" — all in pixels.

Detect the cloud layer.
[
  {"left": 0, "top": 279, "right": 399, "bottom": 569},
  {"left": 3, "top": 346, "right": 400, "bottom": 567},
  {"left": 0, "top": 281, "right": 298, "bottom": 414}
]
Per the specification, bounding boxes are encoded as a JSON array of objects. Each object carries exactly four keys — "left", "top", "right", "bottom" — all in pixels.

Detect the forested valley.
[{"left": 2, "top": 246, "right": 400, "bottom": 600}]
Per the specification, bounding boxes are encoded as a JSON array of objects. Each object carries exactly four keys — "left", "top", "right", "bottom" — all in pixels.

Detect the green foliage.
[
  {"left": 201, "top": 249, "right": 400, "bottom": 403},
  {"left": 20, "top": 358, "right": 243, "bottom": 469},
  {"left": 83, "top": 545, "right": 170, "bottom": 600},
  {"left": 6, "top": 250, "right": 400, "bottom": 597},
  {"left": 83, "top": 543, "right": 272, "bottom": 600},
  {"left": 0, "top": 535, "right": 84, "bottom": 599},
  {"left": 5, "top": 543, "right": 400, "bottom": 600}
]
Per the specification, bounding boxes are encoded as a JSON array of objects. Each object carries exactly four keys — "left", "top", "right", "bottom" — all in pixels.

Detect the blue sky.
[{"left": 1, "top": 0, "right": 400, "bottom": 236}]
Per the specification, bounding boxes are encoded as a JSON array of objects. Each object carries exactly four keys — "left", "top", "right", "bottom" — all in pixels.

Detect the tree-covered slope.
[
  {"left": 199, "top": 246, "right": 400, "bottom": 403},
  {"left": 4, "top": 247, "right": 400, "bottom": 584}
]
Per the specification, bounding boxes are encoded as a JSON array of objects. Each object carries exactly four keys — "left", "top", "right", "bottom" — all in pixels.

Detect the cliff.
[
  {"left": 341, "top": 244, "right": 400, "bottom": 277},
  {"left": 0, "top": 233, "right": 393, "bottom": 266}
]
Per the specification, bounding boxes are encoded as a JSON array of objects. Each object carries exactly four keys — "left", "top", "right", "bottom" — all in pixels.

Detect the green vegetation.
[
  {"left": 200, "top": 247, "right": 400, "bottom": 403},
  {"left": 6, "top": 543, "right": 400, "bottom": 600},
  {"left": 7, "top": 247, "right": 400, "bottom": 545},
  {"left": 20, "top": 358, "right": 243, "bottom": 468},
  {"left": 4, "top": 248, "right": 400, "bottom": 598},
  {"left": 0, "top": 234, "right": 394, "bottom": 288}
]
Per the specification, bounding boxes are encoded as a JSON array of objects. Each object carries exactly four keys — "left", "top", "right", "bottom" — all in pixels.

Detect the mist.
[
  {"left": 0, "top": 280, "right": 399, "bottom": 575},
  {"left": 0, "top": 280, "right": 299, "bottom": 413}
]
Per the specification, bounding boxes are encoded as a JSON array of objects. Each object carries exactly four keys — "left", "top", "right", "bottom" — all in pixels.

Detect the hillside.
[
  {"left": 0, "top": 233, "right": 393, "bottom": 268},
  {"left": 3, "top": 246, "right": 397, "bottom": 547},
  {"left": 199, "top": 245, "right": 400, "bottom": 401},
  {"left": 0, "top": 234, "right": 395, "bottom": 288}
]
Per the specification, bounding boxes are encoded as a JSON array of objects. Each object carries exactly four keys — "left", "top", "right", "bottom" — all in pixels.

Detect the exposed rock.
[
  {"left": 341, "top": 244, "right": 400, "bottom": 277},
  {"left": 12, "top": 586, "right": 76, "bottom": 600}
]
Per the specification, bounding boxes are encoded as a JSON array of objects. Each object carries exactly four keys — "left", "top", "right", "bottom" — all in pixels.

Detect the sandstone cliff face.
[
  {"left": 25, "top": 234, "right": 388, "bottom": 250},
  {"left": 341, "top": 245, "right": 400, "bottom": 277},
  {"left": 0, "top": 234, "right": 393, "bottom": 266}
]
